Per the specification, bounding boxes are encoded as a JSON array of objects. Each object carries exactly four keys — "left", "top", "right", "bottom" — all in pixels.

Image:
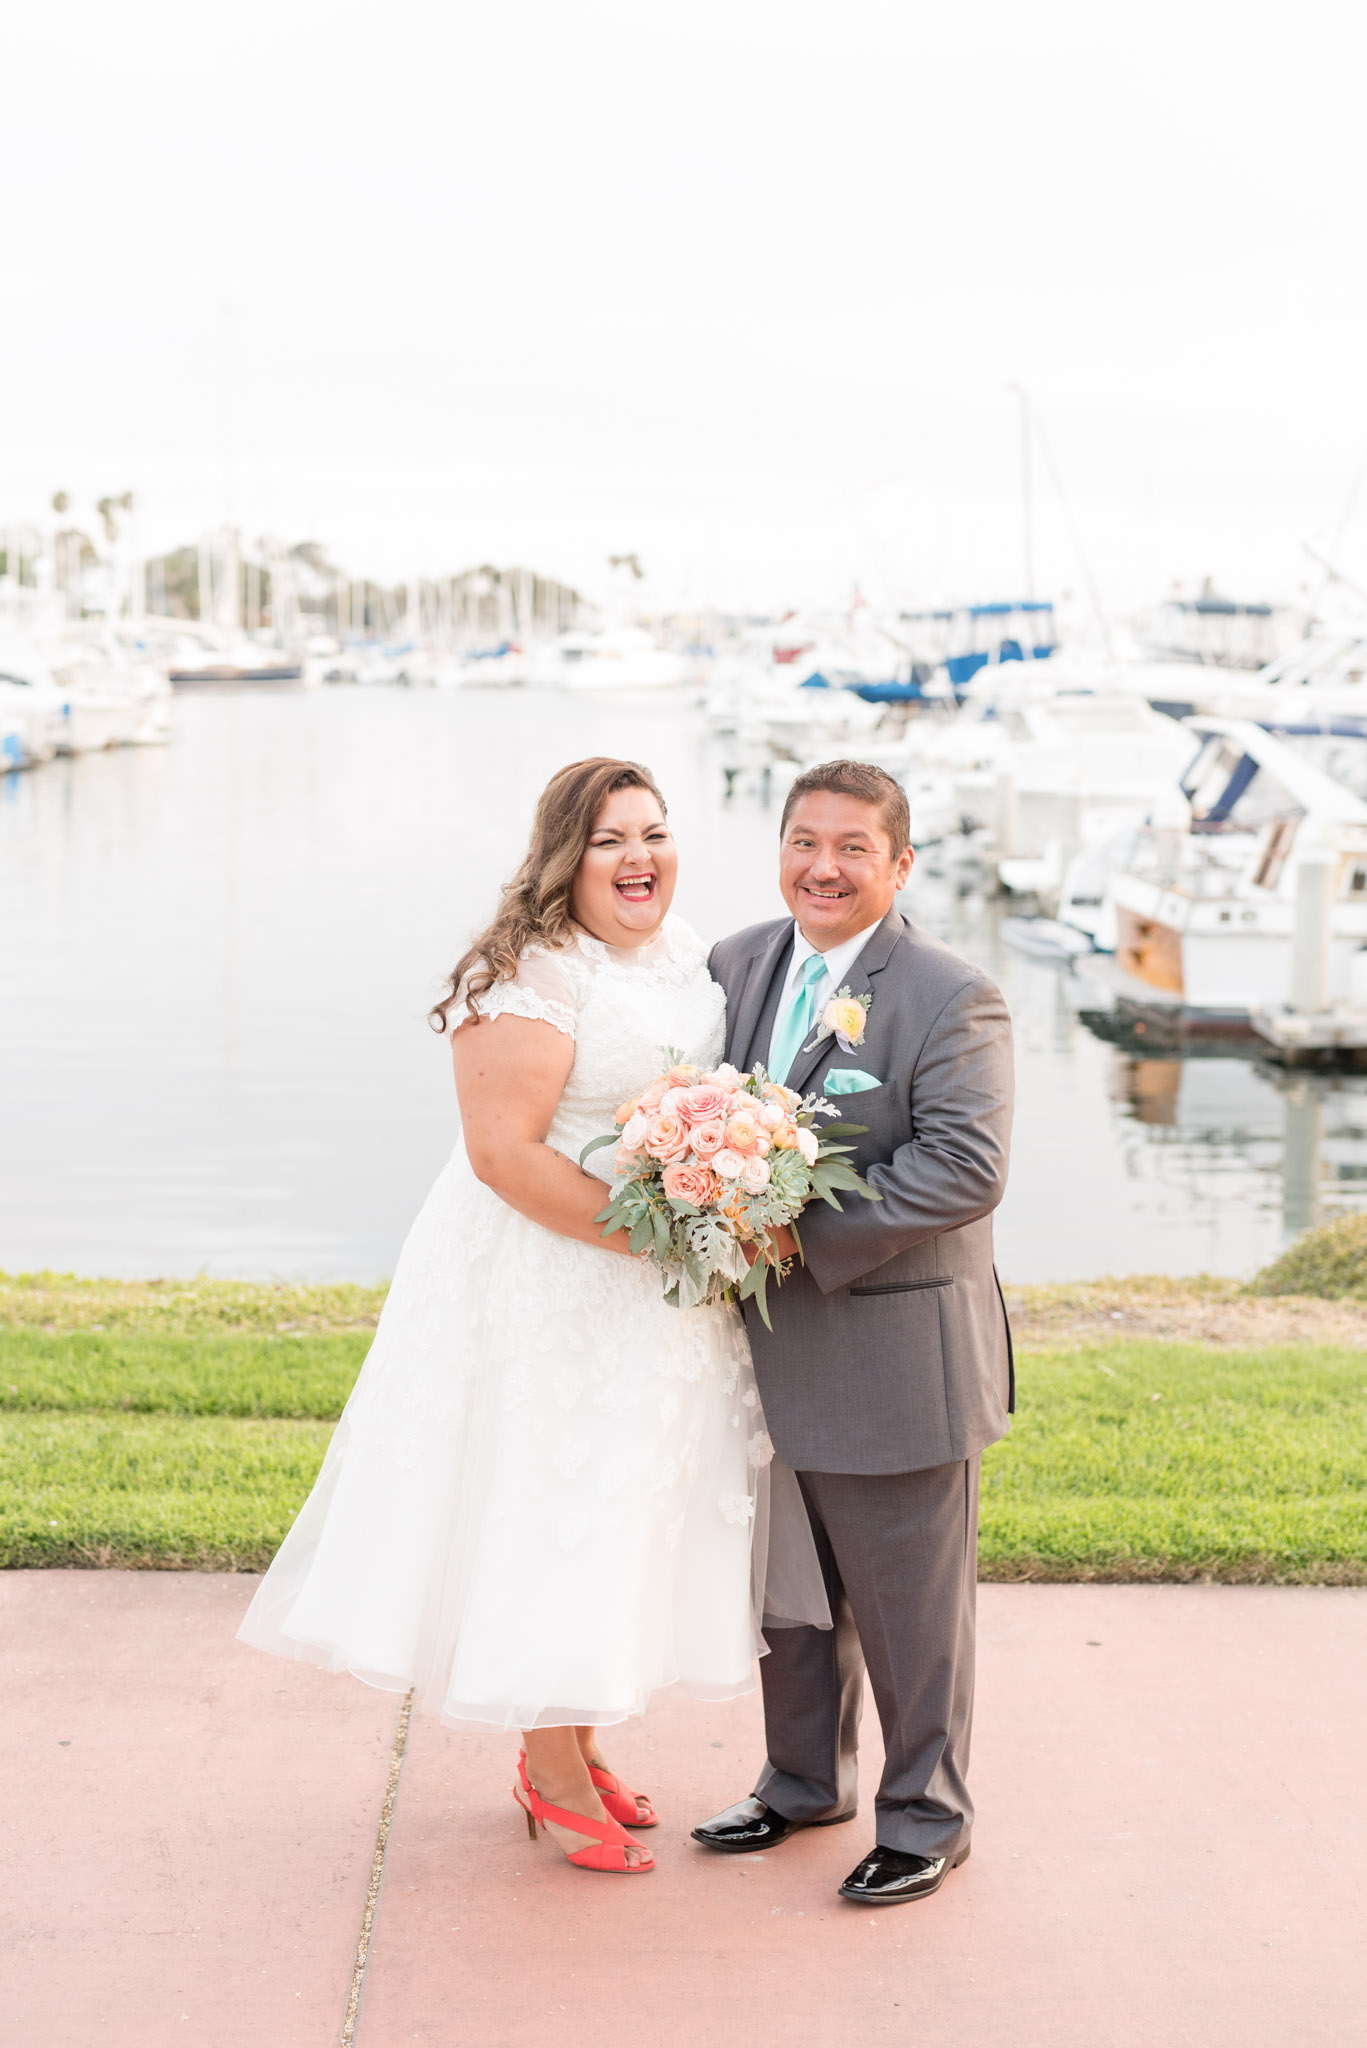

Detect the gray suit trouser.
[{"left": 754, "top": 1457, "right": 978, "bottom": 1858}]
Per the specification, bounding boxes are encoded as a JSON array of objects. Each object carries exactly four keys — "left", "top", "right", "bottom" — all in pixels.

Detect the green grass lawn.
[{"left": 1, "top": 1273, "right": 1364, "bottom": 1580}]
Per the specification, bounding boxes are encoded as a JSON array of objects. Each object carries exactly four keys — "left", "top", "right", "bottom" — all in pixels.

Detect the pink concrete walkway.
[{"left": 3, "top": 1576, "right": 1364, "bottom": 2047}]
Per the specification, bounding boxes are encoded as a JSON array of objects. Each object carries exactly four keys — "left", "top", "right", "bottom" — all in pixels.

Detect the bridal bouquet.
[{"left": 580, "top": 1056, "right": 879, "bottom": 1326}]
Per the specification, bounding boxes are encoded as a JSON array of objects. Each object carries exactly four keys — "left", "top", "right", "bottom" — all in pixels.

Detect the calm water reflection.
[{"left": 5, "top": 689, "right": 1367, "bottom": 1282}]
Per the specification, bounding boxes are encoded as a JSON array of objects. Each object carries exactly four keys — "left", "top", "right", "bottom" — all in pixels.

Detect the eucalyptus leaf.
[{"left": 579, "top": 1132, "right": 620, "bottom": 1166}]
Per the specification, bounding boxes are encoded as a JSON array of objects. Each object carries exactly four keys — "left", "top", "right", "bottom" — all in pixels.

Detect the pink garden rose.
[
  {"left": 640, "top": 1077, "right": 669, "bottom": 1111},
  {"left": 713, "top": 1148, "right": 745, "bottom": 1180},
  {"left": 662, "top": 1160, "right": 720, "bottom": 1208},
  {"left": 644, "top": 1113, "right": 690, "bottom": 1163},
  {"left": 677, "top": 1084, "right": 731, "bottom": 1126},
  {"left": 755, "top": 1100, "right": 785, "bottom": 1131},
  {"left": 739, "top": 1155, "right": 772, "bottom": 1195},
  {"left": 688, "top": 1119, "right": 727, "bottom": 1157}
]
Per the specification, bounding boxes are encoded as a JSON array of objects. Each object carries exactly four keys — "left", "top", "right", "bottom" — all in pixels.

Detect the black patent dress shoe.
[
  {"left": 838, "top": 1841, "right": 970, "bottom": 1905},
  {"left": 691, "top": 1796, "right": 856, "bottom": 1854}
]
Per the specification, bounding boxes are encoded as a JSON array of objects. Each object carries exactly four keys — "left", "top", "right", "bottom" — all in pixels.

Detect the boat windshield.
[{"left": 1182, "top": 736, "right": 1303, "bottom": 832}]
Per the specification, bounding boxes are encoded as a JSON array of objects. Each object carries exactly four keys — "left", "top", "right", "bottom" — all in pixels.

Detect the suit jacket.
[{"left": 708, "top": 908, "right": 1014, "bottom": 1476}]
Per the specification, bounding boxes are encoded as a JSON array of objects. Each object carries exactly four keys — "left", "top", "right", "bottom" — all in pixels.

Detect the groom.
[{"left": 694, "top": 758, "right": 1014, "bottom": 1905}]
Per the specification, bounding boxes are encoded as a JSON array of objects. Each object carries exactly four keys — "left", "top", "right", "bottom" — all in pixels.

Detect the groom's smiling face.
[{"left": 779, "top": 792, "right": 914, "bottom": 950}]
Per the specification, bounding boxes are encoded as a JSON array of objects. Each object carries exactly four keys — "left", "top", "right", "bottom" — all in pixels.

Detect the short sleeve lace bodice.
[
  {"left": 466, "top": 915, "right": 725, "bottom": 1178},
  {"left": 467, "top": 949, "right": 579, "bottom": 1039}
]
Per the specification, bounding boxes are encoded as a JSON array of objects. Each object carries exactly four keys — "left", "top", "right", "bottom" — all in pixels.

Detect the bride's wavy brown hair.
[{"left": 429, "top": 756, "right": 667, "bottom": 1032}]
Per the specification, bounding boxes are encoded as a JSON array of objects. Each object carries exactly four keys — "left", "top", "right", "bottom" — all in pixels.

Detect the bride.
[{"left": 239, "top": 756, "right": 774, "bottom": 1876}]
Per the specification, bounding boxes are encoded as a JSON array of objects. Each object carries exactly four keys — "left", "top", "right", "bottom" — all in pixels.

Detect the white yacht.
[
  {"left": 524, "top": 625, "right": 698, "bottom": 690},
  {"left": 1101, "top": 719, "right": 1367, "bottom": 1017}
]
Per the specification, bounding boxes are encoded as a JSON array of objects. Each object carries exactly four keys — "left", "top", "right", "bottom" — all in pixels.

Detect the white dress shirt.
[{"left": 765, "top": 917, "right": 886, "bottom": 1076}]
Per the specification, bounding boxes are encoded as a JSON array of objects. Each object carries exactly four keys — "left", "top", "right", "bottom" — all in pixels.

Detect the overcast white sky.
[{"left": 4, "top": 0, "right": 1366, "bottom": 614}]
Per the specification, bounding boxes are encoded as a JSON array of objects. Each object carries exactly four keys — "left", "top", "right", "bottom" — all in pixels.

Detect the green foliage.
[
  {"left": 1247, "top": 1214, "right": 1367, "bottom": 1300},
  {"left": 6, "top": 1277, "right": 1364, "bottom": 1581},
  {"left": 0, "top": 1329, "right": 367, "bottom": 1417},
  {"left": 0, "top": 1414, "right": 334, "bottom": 1569},
  {"left": 980, "top": 1340, "right": 1367, "bottom": 1582},
  {"left": 0, "top": 1270, "right": 386, "bottom": 1336}
]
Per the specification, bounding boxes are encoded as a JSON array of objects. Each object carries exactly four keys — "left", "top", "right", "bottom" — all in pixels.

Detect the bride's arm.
[{"left": 452, "top": 1014, "right": 634, "bottom": 1253}]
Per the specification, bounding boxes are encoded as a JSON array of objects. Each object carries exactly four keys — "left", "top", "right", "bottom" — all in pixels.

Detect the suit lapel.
[
  {"left": 729, "top": 921, "right": 794, "bottom": 1072},
  {"left": 781, "top": 907, "right": 907, "bottom": 1098}
]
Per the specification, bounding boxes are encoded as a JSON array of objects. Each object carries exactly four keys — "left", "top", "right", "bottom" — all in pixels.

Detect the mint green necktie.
[{"left": 770, "top": 951, "right": 828, "bottom": 1084}]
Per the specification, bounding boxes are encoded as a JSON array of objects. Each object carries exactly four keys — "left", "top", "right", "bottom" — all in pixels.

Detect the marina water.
[{"left": 5, "top": 687, "right": 1367, "bottom": 1284}]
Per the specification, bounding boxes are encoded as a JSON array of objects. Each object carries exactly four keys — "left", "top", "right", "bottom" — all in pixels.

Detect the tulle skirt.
[{"left": 237, "top": 1143, "right": 779, "bottom": 1730}]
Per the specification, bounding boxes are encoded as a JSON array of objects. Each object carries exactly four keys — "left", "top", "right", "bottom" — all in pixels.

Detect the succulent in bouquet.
[{"left": 579, "top": 1053, "right": 881, "bottom": 1328}]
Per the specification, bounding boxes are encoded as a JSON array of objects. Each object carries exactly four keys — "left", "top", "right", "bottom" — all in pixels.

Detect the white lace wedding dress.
[{"left": 238, "top": 915, "right": 774, "bottom": 1731}]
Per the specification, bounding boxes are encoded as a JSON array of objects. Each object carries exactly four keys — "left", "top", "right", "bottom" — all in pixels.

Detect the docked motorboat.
[
  {"left": 0, "top": 672, "right": 62, "bottom": 769},
  {"left": 525, "top": 625, "right": 697, "bottom": 690},
  {"left": 1103, "top": 719, "right": 1367, "bottom": 1019},
  {"left": 163, "top": 626, "right": 305, "bottom": 688},
  {"left": 887, "top": 677, "right": 1200, "bottom": 881}
]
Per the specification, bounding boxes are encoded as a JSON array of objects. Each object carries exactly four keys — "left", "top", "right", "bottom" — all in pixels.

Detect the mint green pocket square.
[{"left": 824, "top": 1067, "right": 882, "bottom": 1094}]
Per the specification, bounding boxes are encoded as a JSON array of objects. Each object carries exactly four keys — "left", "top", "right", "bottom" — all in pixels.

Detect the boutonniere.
[{"left": 802, "top": 985, "right": 872, "bottom": 1055}]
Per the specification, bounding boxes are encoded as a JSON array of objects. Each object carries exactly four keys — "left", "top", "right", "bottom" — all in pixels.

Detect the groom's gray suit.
[{"left": 709, "top": 906, "right": 1014, "bottom": 1857}]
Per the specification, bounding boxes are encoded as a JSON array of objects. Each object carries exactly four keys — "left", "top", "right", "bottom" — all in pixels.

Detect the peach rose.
[
  {"left": 621, "top": 1110, "right": 649, "bottom": 1150},
  {"left": 711, "top": 1063, "right": 743, "bottom": 1090},
  {"left": 668, "top": 1062, "right": 702, "bottom": 1088},
  {"left": 770, "top": 1118, "right": 800, "bottom": 1150},
  {"left": 662, "top": 1160, "right": 720, "bottom": 1208},
  {"left": 640, "top": 1077, "right": 669, "bottom": 1111},
  {"left": 713, "top": 1148, "right": 745, "bottom": 1180},
  {"left": 689, "top": 1119, "right": 726, "bottom": 1157},
  {"left": 615, "top": 1097, "right": 641, "bottom": 1126},
  {"left": 644, "top": 1112, "right": 690, "bottom": 1163},
  {"left": 739, "top": 1155, "right": 771, "bottom": 1195},
  {"left": 677, "top": 1084, "right": 731, "bottom": 1126},
  {"left": 659, "top": 1086, "right": 687, "bottom": 1116},
  {"left": 724, "top": 1113, "right": 762, "bottom": 1156},
  {"left": 755, "top": 1100, "right": 785, "bottom": 1131},
  {"left": 721, "top": 1191, "right": 755, "bottom": 1236}
]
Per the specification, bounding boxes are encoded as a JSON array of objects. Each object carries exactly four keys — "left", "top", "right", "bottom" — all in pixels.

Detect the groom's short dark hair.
[{"left": 780, "top": 760, "right": 911, "bottom": 857}]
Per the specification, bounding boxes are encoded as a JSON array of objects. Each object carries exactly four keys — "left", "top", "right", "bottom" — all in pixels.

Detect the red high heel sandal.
[
  {"left": 589, "top": 1762, "right": 659, "bottom": 1829},
  {"left": 513, "top": 1752, "right": 654, "bottom": 1875}
]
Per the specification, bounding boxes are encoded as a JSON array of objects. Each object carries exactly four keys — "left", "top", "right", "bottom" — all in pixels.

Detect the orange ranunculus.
[{"left": 662, "top": 1161, "right": 720, "bottom": 1209}]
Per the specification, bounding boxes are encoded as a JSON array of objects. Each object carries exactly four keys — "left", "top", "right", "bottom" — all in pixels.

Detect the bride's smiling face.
[{"left": 571, "top": 786, "right": 677, "bottom": 947}]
